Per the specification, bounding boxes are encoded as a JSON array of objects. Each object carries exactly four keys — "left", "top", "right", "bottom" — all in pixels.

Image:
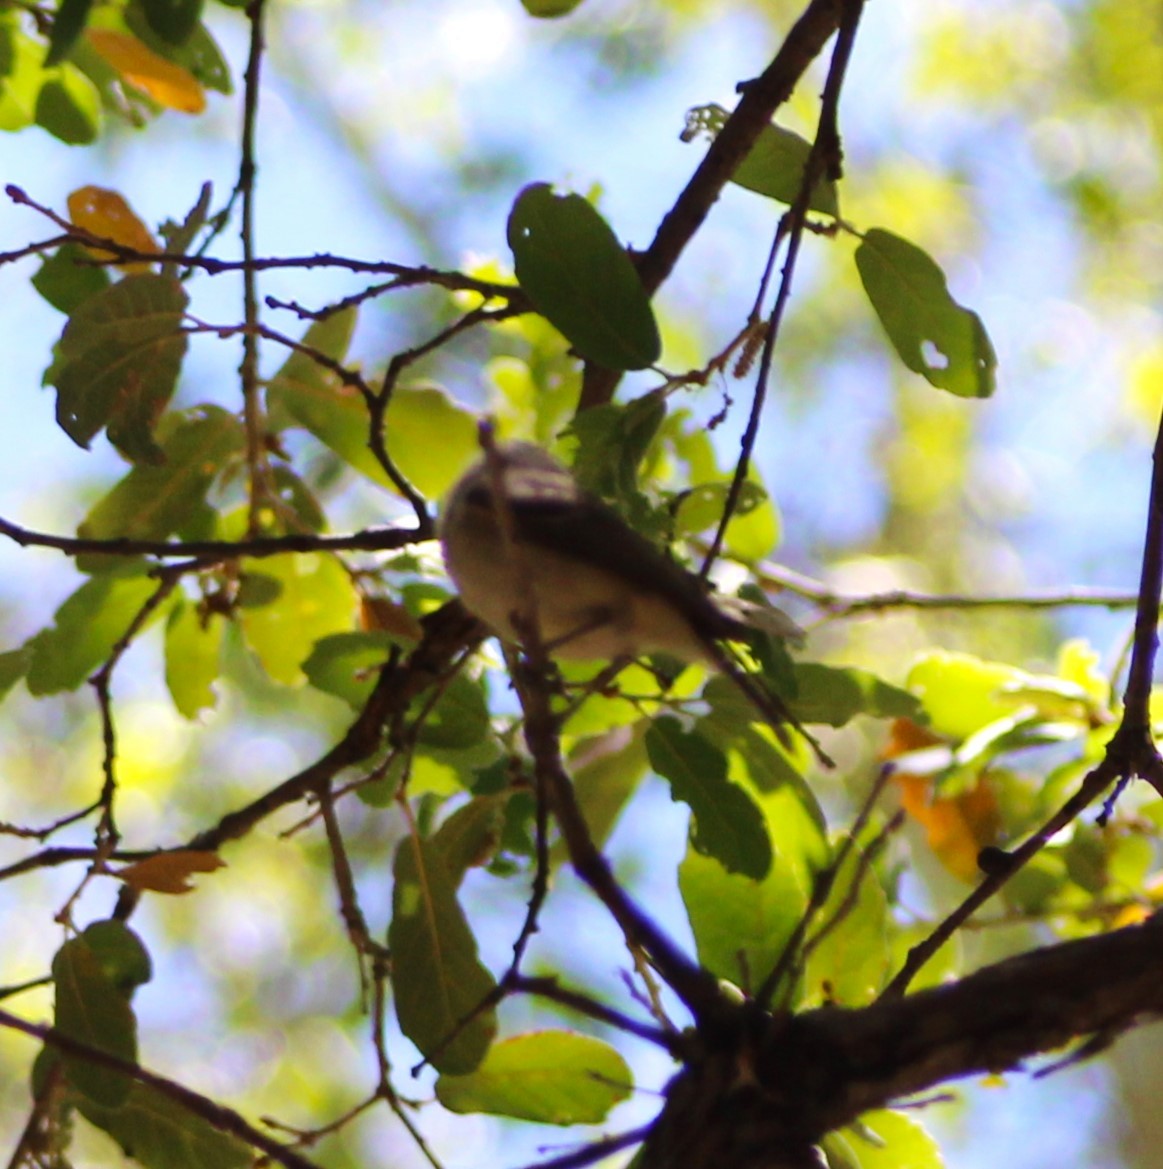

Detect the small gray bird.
[{"left": 438, "top": 441, "right": 801, "bottom": 665}]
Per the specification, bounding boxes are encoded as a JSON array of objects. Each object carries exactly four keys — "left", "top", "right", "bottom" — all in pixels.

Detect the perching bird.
[{"left": 438, "top": 440, "right": 802, "bottom": 666}]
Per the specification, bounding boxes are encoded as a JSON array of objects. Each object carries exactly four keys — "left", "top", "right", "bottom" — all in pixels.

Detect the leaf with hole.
[{"left": 855, "top": 228, "right": 996, "bottom": 398}]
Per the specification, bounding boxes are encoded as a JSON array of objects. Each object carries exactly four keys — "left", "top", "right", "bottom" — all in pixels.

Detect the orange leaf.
[
  {"left": 896, "top": 771, "right": 1001, "bottom": 883},
  {"left": 86, "top": 29, "right": 206, "bottom": 115},
  {"left": 67, "top": 185, "right": 159, "bottom": 273},
  {"left": 114, "top": 849, "right": 225, "bottom": 894},
  {"left": 881, "top": 717, "right": 945, "bottom": 759}
]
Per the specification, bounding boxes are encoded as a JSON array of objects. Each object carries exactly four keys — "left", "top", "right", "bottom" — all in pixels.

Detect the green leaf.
[
  {"left": 436, "top": 1031, "right": 631, "bottom": 1124},
  {"left": 301, "top": 630, "right": 394, "bottom": 707},
  {"left": 0, "top": 20, "right": 45, "bottom": 130},
  {"left": 122, "top": 5, "right": 231, "bottom": 92},
  {"left": 45, "top": 0, "right": 95, "bottom": 65},
  {"left": 562, "top": 724, "right": 650, "bottom": 852},
  {"left": 803, "top": 841, "right": 890, "bottom": 1006},
  {"left": 568, "top": 393, "right": 666, "bottom": 504},
  {"left": 33, "top": 242, "right": 111, "bottom": 313},
  {"left": 733, "top": 123, "right": 840, "bottom": 217},
  {"left": 388, "top": 834, "right": 497, "bottom": 1074},
  {"left": 789, "top": 663, "right": 922, "bottom": 728},
  {"left": 433, "top": 794, "right": 512, "bottom": 886},
  {"left": 237, "top": 553, "right": 358, "bottom": 685},
  {"left": 646, "top": 717, "right": 771, "bottom": 879},
  {"left": 52, "top": 934, "right": 138, "bottom": 1107},
  {"left": 855, "top": 228, "right": 996, "bottom": 398},
  {"left": 822, "top": 1110, "right": 945, "bottom": 1169},
  {"left": 682, "top": 105, "right": 839, "bottom": 217},
  {"left": 674, "top": 481, "right": 765, "bottom": 536},
  {"left": 265, "top": 307, "right": 358, "bottom": 429},
  {"left": 165, "top": 598, "right": 222, "bottom": 718},
  {"left": 80, "top": 920, "right": 152, "bottom": 995},
  {"left": 75, "top": 1082, "right": 251, "bottom": 1169},
  {"left": 266, "top": 308, "right": 396, "bottom": 490},
  {"left": 415, "top": 673, "right": 491, "bottom": 750},
  {"left": 140, "top": 0, "right": 203, "bottom": 44},
  {"left": 507, "top": 183, "right": 660, "bottom": 371},
  {"left": 51, "top": 273, "right": 190, "bottom": 464},
  {"left": 907, "top": 650, "right": 1030, "bottom": 740},
  {"left": 77, "top": 406, "right": 244, "bottom": 570},
  {"left": 384, "top": 384, "right": 481, "bottom": 498},
  {"left": 26, "top": 569, "right": 162, "bottom": 694},
  {"left": 679, "top": 829, "right": 805, "bottom": 990},
  {"left": 35, "top": 66, "right": 101, "bottom": 143},
  {"left": 0, "top": 644, "right": 32, "bottom": 703},
  {"left": 520, "top": 0, "right": 585, "bottom": 15}
]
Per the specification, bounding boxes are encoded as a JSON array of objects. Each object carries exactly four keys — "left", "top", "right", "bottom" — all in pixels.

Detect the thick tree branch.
[
  {"left": 639, "top": 913, "right": 1163, "bottom": 1169},
  {"left": 579, "top": 0, "right": 843, "bottom": 409}
]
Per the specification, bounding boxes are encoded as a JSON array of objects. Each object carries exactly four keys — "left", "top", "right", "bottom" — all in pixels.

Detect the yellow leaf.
[
  {"left": 67, "top": 185, "right": 159, "bottom": 273},
  {"left": 86, "top": 29, "right": 206, "bottom": 114},
  {"left": 114, "top": 850, "right": 226, "bottom": 894}
]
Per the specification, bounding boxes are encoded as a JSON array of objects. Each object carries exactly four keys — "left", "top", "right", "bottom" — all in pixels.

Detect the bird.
[{"left": 438, "top": 439, "right": 802, "bottom": 668}]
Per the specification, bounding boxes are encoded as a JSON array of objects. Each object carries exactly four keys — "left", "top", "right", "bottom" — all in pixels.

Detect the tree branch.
[
  {"left": 639, "top": 913, "right": 1163, "bottom": 1169},
  {"left": 579, "top": 0, "right": 844, "bottom": 409}
]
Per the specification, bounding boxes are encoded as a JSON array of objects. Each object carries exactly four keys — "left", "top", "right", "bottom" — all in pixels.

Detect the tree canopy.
[{"left": 3, "top": 0, "right": 1163, "bottom": 1167}]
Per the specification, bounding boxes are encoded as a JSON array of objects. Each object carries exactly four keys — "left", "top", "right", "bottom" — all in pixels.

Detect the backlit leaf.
[
  {"left": 907, "top": 650, "right": 1031, "bottom": 740},
  {"left": 855, "top": 228, "right": 996, "bottom": 398},
  {"left": 164, "top": 599, "right": 223, "bottom": 717},
  {"left": 67, "top": 185, "right": 159, "bottom": 271},
  {"left": 436, "top": 1031, "right": 631, "bottom": 1123},
  {"left": 895, "top": 771, "right": 1001, "bottom": 882},
  {"left": 266, "top": 308, "right": 397, "bottom": 489},
  {"left": 26, "top": 569, "right": 162, "bottom": 694},
  {"left": 415, "top": 673, "right": 491, "bottom": 750},
  {"left": 35, "top": 67, "right": 101, "bottom": 143},
  {"left": 302, "top": 630, "right": 394, "bottom": 707},
  {"left": 804, "top": 841, "right": 890, "bottom": 1007},
  {"left": 682, "top": 104, "right": 839, "bottom": 217},
  {"left": 238, "top": 553, "right": 358, "bottom": 685},
  {"left": 389, "top": 833, "right": 497, "bottom": 1073},
  {"left": 822, "top": 1110, "right": 944, "bottom": 1169},
  {"left": 507, "top": 183, "right": 660, "bottom": 371},
  {"left": 86, "top": 27, "right": 205, "bottom": 113},
  {"left": 679, "top": 825, "right": 805, "bottom": 990},
  {"left": 433, "top": 794, "right": 511, "bottom": 883},
  {"left": 0, "top": 21, "right": 46, "bottom": 130},
  {"left": 77, "top": 406, "right": 244, "bottom": 569},
  {"left": 384, "top": 384, "right": 480, "bottom": 497}
]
